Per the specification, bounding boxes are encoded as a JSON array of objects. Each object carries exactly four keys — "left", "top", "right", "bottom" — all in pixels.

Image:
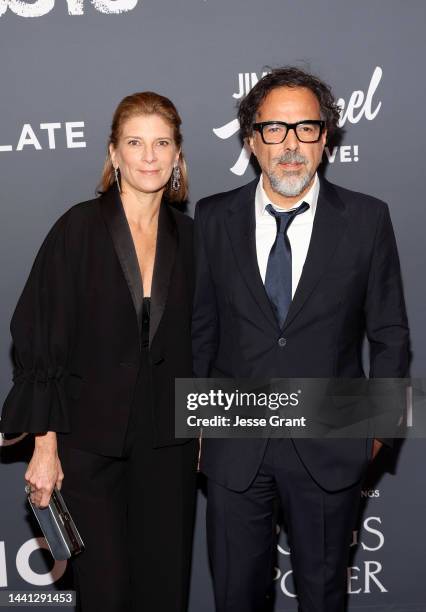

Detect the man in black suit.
[{"left": 192, "top": 67, "right": 410, "bottom": 612}]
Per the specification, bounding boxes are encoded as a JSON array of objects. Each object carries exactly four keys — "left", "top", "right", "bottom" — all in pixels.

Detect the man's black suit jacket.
[
  {"left": 1, "top": 185, "right": 194, "bottom": 456},
  {"left": 192, "top": 177, "right": 410, "bottom": 492}
]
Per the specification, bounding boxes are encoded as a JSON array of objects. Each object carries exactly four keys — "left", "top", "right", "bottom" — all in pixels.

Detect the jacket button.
[{"left": 278, "top": 337, "right": 286, "bottom": 348}]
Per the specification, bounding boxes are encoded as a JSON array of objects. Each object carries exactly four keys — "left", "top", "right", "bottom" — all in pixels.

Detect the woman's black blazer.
[{"left": 1, "top": 185, "right": 194, "bottom": 456}]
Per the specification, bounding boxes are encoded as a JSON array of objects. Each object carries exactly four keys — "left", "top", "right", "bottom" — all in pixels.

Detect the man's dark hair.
[{"left": 238, "top": 66, "right": 341, "bottom": 140}]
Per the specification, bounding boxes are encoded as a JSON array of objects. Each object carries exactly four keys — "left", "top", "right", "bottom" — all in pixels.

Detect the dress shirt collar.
[{"left": 256, "top": 172, "right": 319, "bottom": 219}]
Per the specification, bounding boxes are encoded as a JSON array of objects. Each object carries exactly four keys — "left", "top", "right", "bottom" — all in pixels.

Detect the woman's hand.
[{"left": 25, "top": 432, "right": 64, "bottom": 508}]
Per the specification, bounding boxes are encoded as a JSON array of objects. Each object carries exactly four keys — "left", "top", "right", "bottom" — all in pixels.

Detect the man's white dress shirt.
[{"left": 255, "top": 173, "right": 319, "bottom": 297}]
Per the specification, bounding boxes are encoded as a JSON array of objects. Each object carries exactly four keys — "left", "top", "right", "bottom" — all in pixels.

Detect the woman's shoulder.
[
  {"left": 46, "top": 196, "right": 101, "bottom": 237},
  {"left": 168, "top": 205, "right": 193, "bottom": 237},
  {"left": 63, "top": 195, "right": 101, "bottom": 224},
  {"left": 36, "top": 196, "right": 102, "bottom": 256},
  {"left": 168, "top": 204, "right": 193, "bottom": 225}
]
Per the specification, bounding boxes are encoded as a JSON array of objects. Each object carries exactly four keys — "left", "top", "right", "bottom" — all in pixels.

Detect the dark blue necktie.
[{"left": 265, "top": 201, "right": 310, "bottom": 329}]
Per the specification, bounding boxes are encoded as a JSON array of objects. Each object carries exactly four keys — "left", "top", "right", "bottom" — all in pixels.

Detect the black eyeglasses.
[{"left": 252, "top": 120, "right": 325, "bottom": 144}]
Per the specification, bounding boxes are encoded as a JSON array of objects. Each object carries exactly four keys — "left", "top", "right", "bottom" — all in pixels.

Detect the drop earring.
[
  {"left": 172, "top": 164, "right": 181, "bottom": 191},
  {"left": 114, "top": 166, "right": 121, "bottom": 193}
]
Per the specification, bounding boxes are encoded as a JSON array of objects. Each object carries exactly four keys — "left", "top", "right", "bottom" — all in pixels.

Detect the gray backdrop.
[{"left": 1, "top": 1, "right": 425, "bottom": 610}]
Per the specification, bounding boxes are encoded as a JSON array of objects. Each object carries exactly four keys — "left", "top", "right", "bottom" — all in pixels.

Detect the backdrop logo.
[
  {"left": 0, "top": 538, "right": 66, "bottom": 587},
  {"left": 0, "top": 122, "right": 86, "bottom": 152},
  {"left": 361, "top": 488, "right": 380, "bottom": 498},
  {"left": 0, "top": 0, "right": 138, "bottom": 18},
  {"left": 275, "top": 515, "right": 387, "bottom": 599},
  {"left": 213, "top": 66, "right": 383, "bottom": 176}
]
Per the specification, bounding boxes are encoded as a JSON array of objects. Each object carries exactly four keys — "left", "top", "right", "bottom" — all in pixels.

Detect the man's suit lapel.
[
  {"left": 226, "top": 178, "right": 278, "bottom": 330},
  {"left": 100, "top": 185, "right": 143, "bottom": 334},
  {"left": 283, "top": 178, "right": 347, "bottom": 329},
  {"left": 149, "top": 201, "right": 177, "bottom": 347}
]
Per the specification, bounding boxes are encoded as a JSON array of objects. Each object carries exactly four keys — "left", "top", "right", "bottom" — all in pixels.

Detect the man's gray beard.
[{"left": 268, "top": 167, "right": 312, "bottom": 198}]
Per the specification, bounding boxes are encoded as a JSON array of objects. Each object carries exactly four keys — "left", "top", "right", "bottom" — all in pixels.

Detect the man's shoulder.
[
  {"left": 195, "top": 179, "right": 258, "bottom": 219},
  {"left": 324, "top": 179, "right": 389, "bottom": 216}
]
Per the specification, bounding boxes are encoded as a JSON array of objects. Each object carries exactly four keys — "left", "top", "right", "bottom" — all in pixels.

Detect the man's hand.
[
  {"left": 371, "top": 438, "right": 383, "bottom": 461},
  {"left": 25, "top": 432, "right": 63, "bottom": 508}
]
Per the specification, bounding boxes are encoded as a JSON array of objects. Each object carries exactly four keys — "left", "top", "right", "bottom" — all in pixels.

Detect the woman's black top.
[
  {"left": 0, "top": 186, "right": 194, "bottom": 456},
  {"left": 123, "top": 297, "right": 152, "bottom": 451}
]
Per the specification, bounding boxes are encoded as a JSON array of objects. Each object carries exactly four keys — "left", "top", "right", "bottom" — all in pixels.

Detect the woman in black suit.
[{"left": 1, "top": 92, "right": 198, "bottom": 611}]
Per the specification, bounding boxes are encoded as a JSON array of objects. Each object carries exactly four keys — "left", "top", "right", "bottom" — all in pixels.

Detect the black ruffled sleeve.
[{"left": 1, "top": 213, "right": 75, "bottom": 434}]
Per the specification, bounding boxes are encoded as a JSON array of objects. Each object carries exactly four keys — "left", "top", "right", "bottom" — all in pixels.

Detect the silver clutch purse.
[{"left": 25, "top": 486, "right": 85, "bottom": 561}]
